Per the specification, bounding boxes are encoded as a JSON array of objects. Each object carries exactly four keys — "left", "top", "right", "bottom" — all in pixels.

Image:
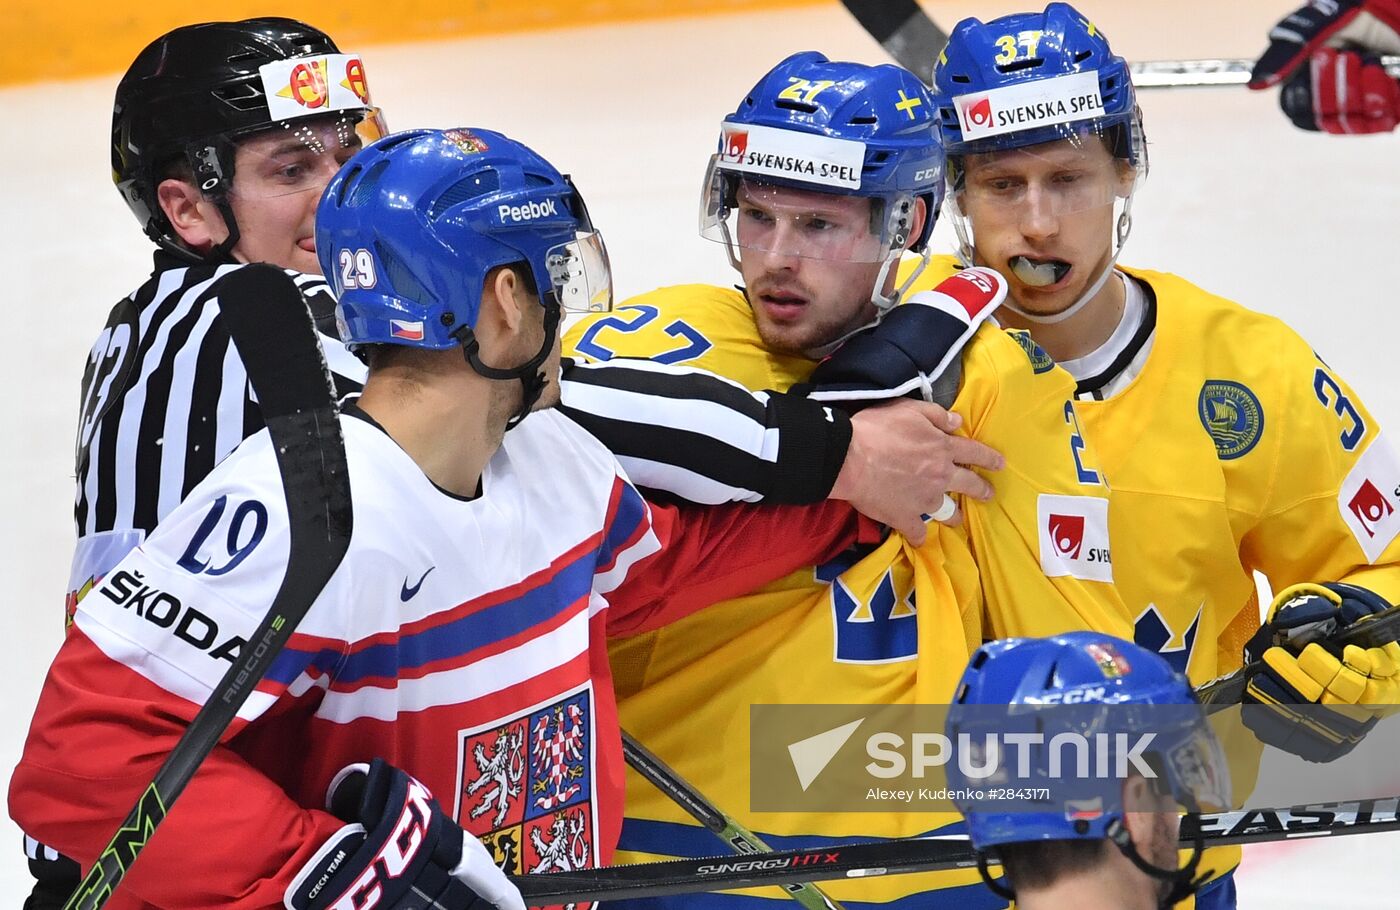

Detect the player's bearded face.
[
  {"left": 222, "top": 118, "right": 365, "bottom": 275},
  {"left": 735, "top": 183, "right": 886, "bottom": 355},
  {"left": 958, "top": 138, "right": 1131, "bottom": 318}
]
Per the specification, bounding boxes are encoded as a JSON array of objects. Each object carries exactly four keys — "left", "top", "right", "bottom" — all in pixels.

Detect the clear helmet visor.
[
  {"left": 547, "top": 229, "right": 612, "bottom": 314},
  {"left": 698, "top": 156, "right": 915, "bottom": 265},
  {"left": 948, "top": 124, "right": 1144, "bottom": 224},
  {"left": 1164, "top": 717, "right": 1232, "bottom": 815},
  {"left": 945, "top": 122, "right": 1146, "bottom": 293},
  {"left": 222, "top": 108, "right": 388, "bottom": 201}
]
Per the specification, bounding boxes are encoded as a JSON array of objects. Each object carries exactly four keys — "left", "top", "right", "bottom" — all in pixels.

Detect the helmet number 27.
[{"left": 777, "top": 78, "right": 837, "bottom": 105}]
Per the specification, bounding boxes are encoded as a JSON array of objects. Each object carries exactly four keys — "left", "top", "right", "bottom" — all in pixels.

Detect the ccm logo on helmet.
[
  {"left": 1021, "top": 686, "right": 1127, "bottom": 704},
  {"left": 498, "top": 198, "right": 559, "bottom": 223}
]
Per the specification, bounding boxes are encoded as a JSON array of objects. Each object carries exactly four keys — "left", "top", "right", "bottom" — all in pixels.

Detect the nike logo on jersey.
[{"left": 401, "top": 566, "right": 435, "bottom": 601}]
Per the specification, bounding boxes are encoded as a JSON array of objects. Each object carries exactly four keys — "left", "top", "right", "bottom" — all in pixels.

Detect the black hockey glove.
[
  {"left": 287, "top": 758, "right": 524, "bottom": 910},
  {"left": 799, "top": 267, "right": 1006, "bottom": 409},
  {"left": 1248, "top": 0, "right": 1400, "bottom": 133},
  {"left": 1242, "top": 582, "right": 1400, "bottom": 762}
]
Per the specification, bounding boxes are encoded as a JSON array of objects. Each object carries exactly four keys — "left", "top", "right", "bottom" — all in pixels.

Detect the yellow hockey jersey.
[
  {"left": 902, "top": 256, "right": 1400, "bottom": 907},
  {"left": 563, "top": 283, "right": 1126, "bottom": 907},
  {"left": 903, "top": 256, "right": 1400, "bottom": 676}
]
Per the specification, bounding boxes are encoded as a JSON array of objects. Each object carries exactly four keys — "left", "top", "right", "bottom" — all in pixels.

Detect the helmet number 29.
[
  {"left": 994, "top": 30, "right": 1044, "bottom": 65},
  {"left": 339, "top": 248, "right": 378, "bottom": 290}
]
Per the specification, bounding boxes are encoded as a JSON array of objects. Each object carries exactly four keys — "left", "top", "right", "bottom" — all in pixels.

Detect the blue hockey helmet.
[
  {"left": 930, "top": 4, "right": 1148, "bottom": 324},
  {"left": 945, "top": 632, "right": 1228, "bottom": 903},
  {"left": 946, "top": 627, "right": 1232, "bottom": 845},
  {"left": 700, "top": 52, "right": 944, "bottom": 311},
  {"left": 318, "top": 127, "right": 611, "bottom": 352},
  {"left": 932, "top": 3, "right": 1143, "bottom": 164}
]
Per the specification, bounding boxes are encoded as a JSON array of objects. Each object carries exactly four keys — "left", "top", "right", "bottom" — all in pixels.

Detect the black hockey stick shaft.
[
  {"left": 1196, "top": 601, "right": 1400, "bottom": 708},
  {"left": 515, "top": 795, "right": 1400, "bottom": 904},
  {"left": 838, "top": 0, "right": 1400, "bottom": 88},
  {"left": 622, "top": 732, "right": 845, "bottom": 910},
  {"left": 838, "top": 0, "right": 946, "bottom": 85},
  {"left": 65, "top": 265, "right": 353, "bottom": 910}
]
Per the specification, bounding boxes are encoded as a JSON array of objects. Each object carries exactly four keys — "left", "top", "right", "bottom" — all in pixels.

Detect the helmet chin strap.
[
  {"left": 456, "top": 298, "right": 562, "bottom": 430},
  {"left": 1105, "top": 815, "right": 1211, "bottom": 910},
  {"left": 208, "top": 197, "right": 243, "bottom": 263},
  {"left": 802, "top": 246, "right": 928, "bottom": 360},
  {"left": 991, "top": 202, "right": 1135, "bottom": 327},
  {"left": 973, "top": 816, "right": 1209, "bottom": 910}
]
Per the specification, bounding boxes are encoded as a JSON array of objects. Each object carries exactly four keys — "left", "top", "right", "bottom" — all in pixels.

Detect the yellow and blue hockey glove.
[{"left": 1242, "top": 582, "right": 1400, "bottom": 762}]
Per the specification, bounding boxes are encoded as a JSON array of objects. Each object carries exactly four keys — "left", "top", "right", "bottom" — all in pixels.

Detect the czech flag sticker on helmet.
[
  {"left": 953, "top": 70, "right": 1105, "bottom": 142},
  {"left": 1085, "top": 641, "right": 1131, "bottom": 679},
  {"left": 390, "top": 319, "right": 425, "bottom": 341}
]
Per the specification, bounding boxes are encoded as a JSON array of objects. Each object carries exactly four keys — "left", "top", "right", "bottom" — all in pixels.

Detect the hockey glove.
[
  {"left": 1242, "top": 582, "right": 1400, "bottom": 762},
  {"left": 799, "top": 267, "right": 1007, "bottom": 408},
  {"left": 1249, "top": 0, "right": 1400, "bottom": 133},
  {"left": 287, "top": 758, "right": 525, "bottom": 910}
]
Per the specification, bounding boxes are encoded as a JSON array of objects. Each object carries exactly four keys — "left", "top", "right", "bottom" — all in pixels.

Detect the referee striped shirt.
[
  {"left": 69, "top": 254, "right": 365, "bottom": 600},
  {"left": 68, "top": 252, "right": 849, "bottom": 602}
]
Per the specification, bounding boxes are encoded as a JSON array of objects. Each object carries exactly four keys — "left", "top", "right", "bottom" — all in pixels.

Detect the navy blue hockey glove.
[
  {"left": 1243, "top": 582, "right": 1400, "bottom": 762},
  {"left": 1249, "top": 0, "right": 1400, "bottom": 133},
  {"left": 287, "top": 758, "right": 525, "bottom": 910},
  {"left": 800, "top": 267, "right": 1007, "bottom": 409}
]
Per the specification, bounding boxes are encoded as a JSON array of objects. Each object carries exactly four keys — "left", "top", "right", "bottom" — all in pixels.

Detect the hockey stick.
[
  {"left": 1131, "top": 56, "right": 1400, "bottom": 87},
  {"left": 623, "top": 732, "right": 845, "bottom": 910},
  {"left": 838, "top": 0, "right": 945, "bottom": 85},
  {"left": 64, "top": 265, "right": 353, "bottom": 910},
  {"left": 837, "top": 0, "right": 1400, "bottom": 87},
  {"left": 515, "top": 795, "right": 1400, "bottom": 904},
  {"left": 1196, "top": 600, "right": 1400, "bottom": 708}
]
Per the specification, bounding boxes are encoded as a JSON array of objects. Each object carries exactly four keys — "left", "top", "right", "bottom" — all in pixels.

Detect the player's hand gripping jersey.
[
  {"left": 563, "top": 284, "right": 1127, "bottom": 908},
  {"left": 906, "top": 256, "right": 1400, "bottom": 682},
  {"left": 11, "top": 409, "right": 874, "bottom": 910}
]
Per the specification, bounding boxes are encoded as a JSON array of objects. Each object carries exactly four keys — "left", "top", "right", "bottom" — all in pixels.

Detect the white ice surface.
[{"left": 3, "top": 2, "right": 1398, "bottom": 905}]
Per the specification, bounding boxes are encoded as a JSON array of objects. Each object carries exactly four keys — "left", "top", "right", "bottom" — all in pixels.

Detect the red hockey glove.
[{"left": 1250, "top": 0, "right": 1400, "bottom": 133}]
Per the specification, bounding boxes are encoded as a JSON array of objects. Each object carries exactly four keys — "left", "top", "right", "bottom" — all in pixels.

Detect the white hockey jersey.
[{"left": 12, "top": 407, "right": 869, "bottom": 909}]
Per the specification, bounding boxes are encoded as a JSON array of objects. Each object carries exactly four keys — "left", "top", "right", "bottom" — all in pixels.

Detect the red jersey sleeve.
[
  {"left": 9, "top": 628, "right": 344, "bottom": 909},
  {"left": 596, "top": 476, "right": 881, "bottom": 637}
]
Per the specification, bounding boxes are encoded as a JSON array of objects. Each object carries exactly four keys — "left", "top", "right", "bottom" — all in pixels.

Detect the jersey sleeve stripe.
[
  {"left": 309, "top": 611, "right": 595, "bottom": 724},
  {"left": 283, "top": 553, "right": 601, "bottom": 689},
  {"left": 594, "top": 480, "right": 663, "bottom": 598}
]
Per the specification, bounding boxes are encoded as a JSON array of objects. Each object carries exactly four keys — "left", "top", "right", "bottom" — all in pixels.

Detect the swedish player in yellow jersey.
[
  {"left": 564, "top": 52, "right": 1131, "bottom": 909},
  {"left": 899, "top": 5, "right": 1400, "bottom": 905}
]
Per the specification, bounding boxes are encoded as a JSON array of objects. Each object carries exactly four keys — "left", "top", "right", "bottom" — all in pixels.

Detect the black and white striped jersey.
[
  {"left": 67, "top": 253, "right": 850, "bottom": 606},
  {"left": 68, "top": 253, "right": 367, "bottom": 604},
  {"left": 559, "top": 356, "right": 851, "bottom": 505}
]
